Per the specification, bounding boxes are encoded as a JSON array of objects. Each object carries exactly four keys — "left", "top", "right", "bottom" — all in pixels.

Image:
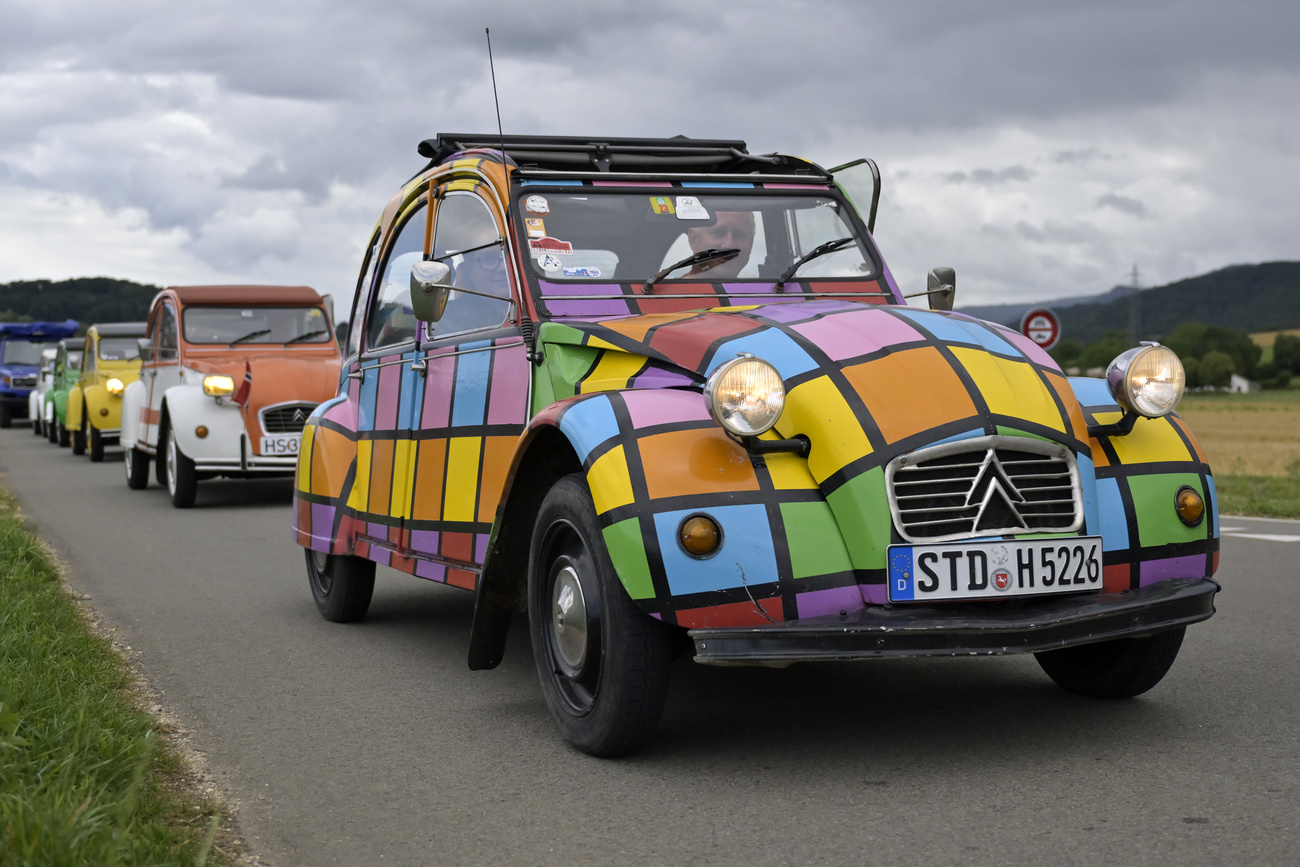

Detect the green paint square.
[
  {"left": 602, "top": 518, "right": 656, "bottom": 600},
  {"left": 823, "top": 466, "right": 890, "bottom": 571},
  {"left": 779, "top": 501, "right": 853, "bottom": 579},
  {"left": 1128, "top": 473, "right": 1207, "bottom": 548}
]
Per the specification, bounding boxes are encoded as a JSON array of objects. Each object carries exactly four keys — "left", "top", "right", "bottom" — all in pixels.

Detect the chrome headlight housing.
[
  {"left": 1105, "top": 344, "right": 1186, "bottom": 417},
  {"left": 704, "top": 355, "right": 785, "bottom": 437},
  {"left": 105, "top": 378, "right": 125, "bottom": 396},
  {"left": 202, "top": 374, "right": 236, "bottom": 396}
]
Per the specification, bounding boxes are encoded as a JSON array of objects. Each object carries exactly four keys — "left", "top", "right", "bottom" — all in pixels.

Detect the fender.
[
  {"left": 121, "top": 380, "right": 147, "bottom": 449},
  {"left": 468, "top": 387, "right": 858, "bottom": 669},
  {"left": 65, "top": 385, "right": 85, "bottom": 431},
  {"left": 1069, "top": 377, "right": 1219, "bottom": 592},
  {"left": 82, "top": 384, "right": 120, "bottom": 431},
  {"left": 160, "top": 385, "right": 246, "bottom": 460},
  {"left": 292, "top": 396, "right": 358, "bottom": 554}
]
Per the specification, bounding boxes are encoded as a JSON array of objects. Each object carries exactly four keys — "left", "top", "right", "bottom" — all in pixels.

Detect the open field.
[{"left": 1176, "top": 390, "right": 1300, "bottom": 517}]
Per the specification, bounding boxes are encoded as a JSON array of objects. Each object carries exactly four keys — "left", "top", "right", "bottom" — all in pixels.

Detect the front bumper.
[{"left": 690, "top": 578, "right": 1218, "bottom": 666}]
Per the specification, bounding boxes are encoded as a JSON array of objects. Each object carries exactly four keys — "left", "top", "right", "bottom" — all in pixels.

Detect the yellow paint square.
[
  {"left": 588, "top": 445, "right": 635, "bottom": 514},
  {"left": 388, "top": 439, "right": 416, "bottom": 519},
  {"left": 764, "top": 451, "right": 819, "bottom": 489},
  {"left": 347, "top": 440, "right": 372, "bottom": 511},
  {"left": 580, "top": 352, "right": 647, "bottom": 393},
  {"left": 297, "top": 425, "right": 315, "bottom": 493},
  {"left": 952, "top": 348, "right": 1064, "bottom": 433},
  {"left": 1110, "top": 416, "right": 1192, "bottom": 464},
  {"left": 444, "top": 437, "right": 483, "bottom": 522},
  {"left": 775, "top": 375, "right": 871, "bottom": 482}
]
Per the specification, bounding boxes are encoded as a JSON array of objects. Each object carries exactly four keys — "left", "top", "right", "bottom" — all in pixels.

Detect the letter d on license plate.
[{"left": 888, "top": 537, "right": 1103, "bottom": 602}]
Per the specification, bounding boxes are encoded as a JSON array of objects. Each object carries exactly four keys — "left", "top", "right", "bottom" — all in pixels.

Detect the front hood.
[
  {"left": 543, "top": 299, "right": 1092, "bottom": 569},
  {"left": 188, "top": 354, "right": 342, "bottom": 440}
]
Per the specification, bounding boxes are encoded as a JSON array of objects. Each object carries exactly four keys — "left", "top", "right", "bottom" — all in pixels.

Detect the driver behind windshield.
[{"left": 684, "top": 211, "right": 756, "bottom": 279}]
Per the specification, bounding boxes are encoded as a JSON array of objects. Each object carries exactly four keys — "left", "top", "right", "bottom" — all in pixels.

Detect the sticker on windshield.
[
  {"left": 525, "top": 195, "right": 550, "bottom": 214},
  {"left": 675, "top": 196, "right": 710, "bottom": 220},
  {"left": 649, "top": 196, "right": 675, "bottom": 215},
  {"left": 525, "top": 217, "right": 547, "bottom": 238},
  {"left": 563, "top": 266, "right": 602, "bottom": 278},
  {"left": 530, "top": 237, "right": 573, "bottom": 256},
  {"left": 538, "top": 254, "right": 563, "bottom": 272}
]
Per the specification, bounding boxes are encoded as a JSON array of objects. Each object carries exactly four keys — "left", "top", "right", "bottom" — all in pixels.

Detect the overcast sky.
[{"left": 2, "top": 0, "right": 1297, "bottom": 314}]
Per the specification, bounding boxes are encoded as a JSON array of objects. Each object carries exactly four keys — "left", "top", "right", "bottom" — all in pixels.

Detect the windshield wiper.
[
  {"left": 284, "top": 330, "right": 329, "bottom": 346},
  {"left": 641, "top": 248, "right": 740, "bottom": 294},
  {"left": 229, "top": 329, "right": 272, "bottom": 346},
  {"left": 773, "top": 236, "right": 856, "bottom": 292}
]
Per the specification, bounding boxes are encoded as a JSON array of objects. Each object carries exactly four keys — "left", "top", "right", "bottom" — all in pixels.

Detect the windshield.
[
  {"left": 182, "top": 306, "right": 332, "bottom": 345},
  {"left": 99, "top": 337, "right": 142, "bottom": 360},
  {"left": 518, "top": 189, "right": 886, "bottom": 317},
  {"left": 66, "top": 352, "right": 82, "bottom": 370},
  {"left": 2, "top": 339, "right": 49, "bottom": 366}
]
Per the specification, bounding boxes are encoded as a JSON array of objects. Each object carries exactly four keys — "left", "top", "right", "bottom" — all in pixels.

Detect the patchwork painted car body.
[
  {"left": 293, "top": 134, "right": 1217, "bottom": 666},
  {"left": 121, "top": 285, "right": 342, "bottom": 505}
]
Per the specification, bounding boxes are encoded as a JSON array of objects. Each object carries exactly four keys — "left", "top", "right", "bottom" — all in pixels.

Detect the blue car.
[{"left": 0, "top": 320, "right": 80, "bottom": 428}]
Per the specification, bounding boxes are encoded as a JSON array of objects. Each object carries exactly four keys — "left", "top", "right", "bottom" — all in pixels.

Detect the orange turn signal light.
[
  {"left": 195, "top": 426, "right": 209, "bottom": 439},
  {"left": 679, "top": 514, "right": 722, "bottom": 558},
  {"left": 98, "top": 407, "right": 109, "bottom": 417},
  {"left": 1175, "top": 485, "right": 1205, "bottom": 527}
]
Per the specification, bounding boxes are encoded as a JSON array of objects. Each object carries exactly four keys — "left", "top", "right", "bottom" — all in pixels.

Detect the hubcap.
[
  {"left": 551, "top": 565, "right": 588, "bottom": 671},
  {"left": 310, "top": 550, "right": 332, "bottom": 595},
  {"left": 166, "top": 432, "right": 177, "bottom": 495}
]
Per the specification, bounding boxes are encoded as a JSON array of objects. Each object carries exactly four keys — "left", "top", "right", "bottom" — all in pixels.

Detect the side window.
[
  {"left": 347, "top": 229, "right": 381, "bottom": 359},
  {"left": 366, "top": 202, "right": 427, "bottom": 351},
  {"left": 158, "top": 303, "right": 179, "bottom": 359},
  {"left": 430, "top": 194, "right": 512, "bottom": 337}
]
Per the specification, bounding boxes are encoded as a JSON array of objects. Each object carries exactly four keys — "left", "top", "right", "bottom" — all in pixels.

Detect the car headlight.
[
  {"left": 203, "top": 375, "right": 236, "bottom": 396},
  {"left": 106, "top": 378, "right": 125, "bottom": 395},
  {"left": 704, "top": 355, "right": 785, "bottom": 437},
  {"left": 1105, "top": 343, "right": 1185, "bottom": 417}
]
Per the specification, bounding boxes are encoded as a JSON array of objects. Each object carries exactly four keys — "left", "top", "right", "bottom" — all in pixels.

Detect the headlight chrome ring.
[
  {"left": 704, "top": 355, "right": 786, "bottom": 437},
  {"left": 1106, "top": 343, "right": 1186, "bottom": 418}
]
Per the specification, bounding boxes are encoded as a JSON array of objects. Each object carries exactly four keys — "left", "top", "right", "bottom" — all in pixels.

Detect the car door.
[
  {"left": 143, "top": 299, "right": 181, "bottom": 449},
  {"left": 397, "top": 186, "right": 530, "bottom": 585}
]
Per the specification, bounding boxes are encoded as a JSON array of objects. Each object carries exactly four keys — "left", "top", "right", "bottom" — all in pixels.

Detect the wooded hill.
[
  {"left": 958, "top": 261, "right": 1300, "bottom": 344},
  {"left": 0, "top": 277, "right": 161, "bottom": 329}
]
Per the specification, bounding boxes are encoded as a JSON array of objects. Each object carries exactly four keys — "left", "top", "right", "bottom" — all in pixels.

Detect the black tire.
[
  {"left": 72, "top": 415, "right": 86, "bottom": 455},
  {"left": 1035, "top": 627, "right": 1186, "bottom": 699},
  {"left": 58, "top": 422, "right": 71, "bottom": 448},
  {"left": 47, "top": 413, "right": 57, "bottom": 443},
  {"left": 165, "top": 427, "right": 198, "bottom": 508},
  {"left": 305, "top": 548, "right": 376, "bottom": 622},
  {"left": 89, "top": 426, "right": 105, "bottom": 462},
  {"left": 527, "top": 474, "right": 673, "bottom": 757},
  {"left": 0, "top": 404, "right": 11, "bottom": 428},
  {"left": 125, "top": 445, "right": 150, "bottom": 489},
  {"left": 32, "top": 414, "right": 42, "bottom": 436}
]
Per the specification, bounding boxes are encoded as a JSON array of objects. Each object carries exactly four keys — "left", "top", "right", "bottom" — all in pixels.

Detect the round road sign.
[{"left": 1020, "top": 308, "right": 1061, "bottom": 350}]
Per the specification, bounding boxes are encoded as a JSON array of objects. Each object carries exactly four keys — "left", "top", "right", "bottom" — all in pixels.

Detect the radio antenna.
[{"left": 485, "top": 28, "right": 506, "bottom": 162}]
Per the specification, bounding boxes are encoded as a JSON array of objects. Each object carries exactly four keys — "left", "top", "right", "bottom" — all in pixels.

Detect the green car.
[{"left": 43, "top": 338, "right": 85, "bottom": 448}]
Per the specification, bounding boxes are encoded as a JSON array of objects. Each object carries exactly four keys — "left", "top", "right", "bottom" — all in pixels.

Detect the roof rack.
[{"left": 416, "top": 133, "right": 829, "bottom": 178}]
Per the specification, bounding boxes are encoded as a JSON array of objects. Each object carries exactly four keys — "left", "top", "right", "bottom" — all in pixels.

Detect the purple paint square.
[
  {"left": 859, "top": 583, "right": 888, "bottom": 605},
  {"left": 756, "top": 298, "right": 863, "bottom": 323},
  {"left": 310, "top": 503, "right": 336, "bottom": 547},
  {"left": 409, "top": 530, "right": 440, "bottom": 557},
  {"left": 474, "top": 534, "right": 490, "bottom": 562},
  {"left": 623, "top": 389, "right": 710, "bottom": 428},
  {"left": 794, "top": 584, "right": 865, "bottom": 619},
  {"left": 1138, "top": 555, "right": 1206, "bottom": 587},
  {"left": 415, "top": 560, "right": 448, "bottom": 582},
  {"left": 420, "top": 352, "right": 456, "bottom": 428},
  {"left": 539, "top": 281, "right": 632, "bottom": 317},
  {"left": 486, "top": 345, "right": 530, "bottom": 425},
  {"left": 998, "top": 327, "right": 1060, "bottom": 368},
  {"left": 793, "top": 308, "right": 926, "bottom": 361},
  {"left": 322, "top": 399, "right": 357, "bottom": 428},
  {"left": 630, "top": 368, "right": 696, "bottom": 390},
  {"left": 375, "top": 361, "right": 401, "bottom": 430}
]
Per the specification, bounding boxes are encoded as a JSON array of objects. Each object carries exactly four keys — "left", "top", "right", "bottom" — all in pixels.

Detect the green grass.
[
  {"left": 0, "top": 492, "right": 234, "bottom": 866},
  {"left": 1214, "top": 474, "right": 1300, "bottom": 519}
]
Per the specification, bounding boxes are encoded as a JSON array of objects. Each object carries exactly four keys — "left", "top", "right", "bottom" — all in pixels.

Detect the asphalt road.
[{"left": 2, "top": 425, "right": 1297, "bottom": 866}]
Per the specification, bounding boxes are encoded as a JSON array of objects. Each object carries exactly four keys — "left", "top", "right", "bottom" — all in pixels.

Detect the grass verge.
[
  {"left": 1213, "top": 474, "right": 1300, "bottom": 519},
  {"left": 0, "top": 490, "right": 240, "bottom": 866}
]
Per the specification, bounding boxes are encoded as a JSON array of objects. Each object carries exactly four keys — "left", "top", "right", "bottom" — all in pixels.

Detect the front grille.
[
  {"left": 887, "top": 435, "right": 1082, "bottom": 543},
  {"left": 12, "top": 376, "right": 37, "bottom": 388},
  {"left": 260, "top": 402, "right": 318, "bottom": 434}
]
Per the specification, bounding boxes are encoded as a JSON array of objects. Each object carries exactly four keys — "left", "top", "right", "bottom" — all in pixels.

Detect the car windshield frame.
[
  {"left": 181, "top": 305, "right": 334, "bottom": 346},
  {"left": 509, "top": 183, "right": 894, "bottom": 320}
]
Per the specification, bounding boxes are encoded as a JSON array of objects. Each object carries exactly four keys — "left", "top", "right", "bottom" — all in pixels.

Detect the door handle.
[
  {"left": 409, "top": 359, "right": 428, "bottom": 377},
  {"left": 346, "top": 371, "right": 363, "bottom": 381}
]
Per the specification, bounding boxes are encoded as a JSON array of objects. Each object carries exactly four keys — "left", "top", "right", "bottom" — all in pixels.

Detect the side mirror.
[
  {"left": 137, "top": 337, "right": 155, "bottom": 362},
  {"left": 926, "top": 267, "right": 956, "bottom": 311},
  {"left": 410, "top": 260, "right": 454, "bottom": 323}
]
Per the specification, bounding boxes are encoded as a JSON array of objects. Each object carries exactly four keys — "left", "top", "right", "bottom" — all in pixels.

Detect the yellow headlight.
[
  {"left": 1106, "top": 344, "right": 1186, "bottom": 418},
  {"left": 106, "top": 378, "right": 125, "bottom": 395},
  {"left": 704, "top": 356, "right": 786, "bottom": 437},
  {"left": 203, "top": 375, "right": 236, "bottom": 396}
]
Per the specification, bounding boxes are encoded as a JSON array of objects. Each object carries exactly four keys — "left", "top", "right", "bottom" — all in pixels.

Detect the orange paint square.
[
  {"left": 477, "top": 436, "right": 516, "bottom": 523},
  {"left": 842, "top": 347, "right": 979, "bottom": 444},
  {"left": 674, "top": 597, "right": 784, "bottom": 628},
  {"left": 411, "top": 438, "right": 448, "bottom": 521},
  {"left": 368, "top": 439, "right": 395, "bottom": 516},
  {"left": 638, "top": 428, "right": 760, "bottom": 500},
  {"left": 1103, "top": 563, "right": 1131, "bottom": 593}
]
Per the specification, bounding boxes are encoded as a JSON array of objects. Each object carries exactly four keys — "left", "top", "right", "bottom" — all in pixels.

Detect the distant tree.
[
  {"left": 1077, "top": 331, "right": 1131, "bottom": 371},
  {"left": 1200, "top": 350, "right": 1235, "bottom": 389},
  {"left": 1161, "top": 320, "right": 1260, "bottom": 378},
  {"left": 1049, "top": 339, "right": 1082, "bottom": 368},
  {"left": 1273, "top": 334, "right": 1300, "bottom": 373},
  {"left": 1182, "top": 356, "right": 1202, "bottom": 389},
  {"left": 1275, "top": 369, "right": 1293, "bottom": 390}
]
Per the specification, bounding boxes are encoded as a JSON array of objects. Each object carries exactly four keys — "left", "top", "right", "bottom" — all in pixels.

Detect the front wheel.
[
  {"left": 165, "top": 427, "right": 198, "bottom": 508},
  {"left": 527, "top": 474, "right": 673, "bottom": 757},
  {"left": 125, "top": 446, "right": 150, "bottom": 489},
  {"left": 46, "top": 413, "right": 58, "bottom": 443},
  {"left": 72, "top": 417, "right": 86, "bottom": 455},
  {"left": 32, "top": 414, "right": 42, "bottom": 436},
  {"left": 88, "top": 426, "right": 105, "bottom": 462},
  {"left": 305, "top": 549, "right": 375, "bottom": 622},
  {"left": 58, "top": 422, "right": 71, "bottom": 448},
  {"left": 1035, "top": 627, "right": 1186, "bottom": 698}
]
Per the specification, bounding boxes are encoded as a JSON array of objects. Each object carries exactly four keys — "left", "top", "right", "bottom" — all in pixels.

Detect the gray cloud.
[{"left": 1097, "top": 192, "right": 1149, "bottom": 218}]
